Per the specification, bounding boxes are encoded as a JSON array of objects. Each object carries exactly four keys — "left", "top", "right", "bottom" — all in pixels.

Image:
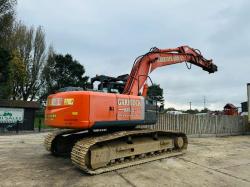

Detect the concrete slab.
[{"left": 0, "top": 133, "right": 250, "bottom": 186}]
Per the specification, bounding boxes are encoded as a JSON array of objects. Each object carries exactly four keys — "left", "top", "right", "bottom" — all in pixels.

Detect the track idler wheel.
[{"left": 174, "top": 137, "right": 184, "bottom": 149}]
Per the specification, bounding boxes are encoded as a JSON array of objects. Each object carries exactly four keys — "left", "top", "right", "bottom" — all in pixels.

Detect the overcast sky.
[{"left": 17, "top": 0, "right": 250, "bottom": 110}]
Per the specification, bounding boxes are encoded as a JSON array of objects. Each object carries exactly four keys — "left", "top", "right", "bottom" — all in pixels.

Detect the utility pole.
[{"left": 203, "top": 96, "right": 206, "bottom": 109}]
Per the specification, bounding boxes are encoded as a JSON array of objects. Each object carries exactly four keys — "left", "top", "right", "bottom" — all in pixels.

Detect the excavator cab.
[
  {"left": 90, "top": 74, "right": 159, "bottom": 125},
  {"left": 145, "top": 98, "right": 158, "bottom": 124},
  {"left": 89, "top": 74, "right": 128, "bottom": 93}
]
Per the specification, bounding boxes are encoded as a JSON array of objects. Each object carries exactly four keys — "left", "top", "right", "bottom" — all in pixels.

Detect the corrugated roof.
[
  {"left": 0, "top": 100, "right": 39, "bottom": 109},
  {"left": 224, "top": 103, "right": 237, "bottom": 109}
]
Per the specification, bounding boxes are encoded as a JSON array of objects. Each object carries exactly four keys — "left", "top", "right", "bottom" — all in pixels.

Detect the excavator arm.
[{"left": 123, "top": 46, "right": 217, "bottom": 96}]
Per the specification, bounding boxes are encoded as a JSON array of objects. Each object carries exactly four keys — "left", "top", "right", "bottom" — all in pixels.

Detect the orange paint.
[{"left": 45, "top": 91, "right": 144, "bottom": 129}]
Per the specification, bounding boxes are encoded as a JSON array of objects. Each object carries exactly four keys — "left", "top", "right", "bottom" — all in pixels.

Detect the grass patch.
[{"left": 34, "top": 117, "right": 51, "bottom": 129}]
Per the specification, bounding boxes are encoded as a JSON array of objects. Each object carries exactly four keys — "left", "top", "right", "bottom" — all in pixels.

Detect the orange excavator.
[{"left": 44, "top": 46, "right": 217, "bottom": 174}]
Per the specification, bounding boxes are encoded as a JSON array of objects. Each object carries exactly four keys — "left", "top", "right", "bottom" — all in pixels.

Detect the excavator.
[{"left": 44, "top": 45, "right": 217, "bottom": 174}]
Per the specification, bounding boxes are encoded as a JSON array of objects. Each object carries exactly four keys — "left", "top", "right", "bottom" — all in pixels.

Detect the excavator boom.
[{"left": 123, "top": 46, "right": 217, "bottom": 96}]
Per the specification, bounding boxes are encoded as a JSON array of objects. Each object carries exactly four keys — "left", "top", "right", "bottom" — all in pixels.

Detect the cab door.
[{"left": 89, "top": 92, "right": 116, "bottom": 123}]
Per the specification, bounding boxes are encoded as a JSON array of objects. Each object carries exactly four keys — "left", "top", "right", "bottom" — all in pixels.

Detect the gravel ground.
[{"left": 0, "top": 133, "right": 250, "bottom": 187}]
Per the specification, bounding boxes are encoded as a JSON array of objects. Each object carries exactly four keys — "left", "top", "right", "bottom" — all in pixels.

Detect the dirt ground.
[{"left": 0, "top": 133, "right": 250, "bottom": 187}]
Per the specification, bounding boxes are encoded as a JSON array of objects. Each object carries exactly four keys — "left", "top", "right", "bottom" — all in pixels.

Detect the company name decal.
[
  {"left": 118, "top": 99, "right": 141, "bottom": 106},
  {"left": 158, "top": 56, "right": 185, "bottom": 62}
]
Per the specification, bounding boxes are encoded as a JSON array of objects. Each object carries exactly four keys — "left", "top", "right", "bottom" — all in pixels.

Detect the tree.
[
  {"left": 147, "top": 84, "right": 165, "bottom": 111},
  {"left": 0, "top": 0, "right": 16, "bottom": 16},
  {"left": 200, "top": 108, "right": 210, "bottom": 113},
  {"left": 8, "top": 22, "right": 47, "bottom": 100},
  {"left": 147, "top": 84, "right": 164, "bottom": 103},
  {"left": 0, "top": 0, "right": 16, "bottom": 99},
  {"left": 0, "top": 49, "right": 27, "bottom": 99},
  {"left": 9, "top": 50, "right": 26, "bottom": 100},
  {"left": 41, "top": 52, "right": 88, "bottom": 100},
  {"left": 185, "top": 109, "right": 199, "bottom": 114},
  {"left": 165, "top": 107, "right": 176, "bottom": 111},
  {"left": 0, "top": 2, "right": 51, "bottom": 101},
  {"left": 0, "top": 0, "right": 16, "bottom": 48},
  {"left": 0, "top": 48, "right": 12, "bottom": 98},
  {"left": 0, "top": 48, "right": 11, "bottom": 82}
]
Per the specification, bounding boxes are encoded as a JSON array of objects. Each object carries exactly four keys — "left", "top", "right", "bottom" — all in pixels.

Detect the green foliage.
[
  {"left": 0, "top": 48, "right": 12, "bottom": 98},
  {"left": 147, "top": 84, "right": 164, "bottom": 104},
  {"left": 9, "top": 50, "right": 26, "bottom": 99},
  {"left": 0, "top": 49, "right": 27, "bottom": 99},
  {"left": 0, "top": 0, "right": 16, "bottom": 15},
  {"left": 41, "top": 52, "right": 89, "bottom": 100},
  {"left": 34, "top": 117, "right": 51, "bottom": 129},
  {"left": 185, "top": 109, "right": 199, "bottom": 114},
  {"left": 0, "top": 0, "right": 16, "bottom": 48},
  {"left": 165, "top": 107, "right": 176, "bottom": 111},
  {"left": 0, "top": 0, "right": 16, "bottom": 98},
  {"left": 0, "top": 48, "right": 11, "bottom": 82},
  {"left": 185, "top": 108, "right": 210, "bottom": 114},
  {"left": 200, "top": 108, "right": 210, "bottom": 113}
]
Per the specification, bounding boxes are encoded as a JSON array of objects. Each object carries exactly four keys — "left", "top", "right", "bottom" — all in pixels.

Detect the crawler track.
[
  {"left": 44, "top": 129, "right": 73, "bottom": 152},
  {"left": 71, "top": 129, "right": 188, "bottom": 174},
  {"left": 44, "top": 129, "right": 187, "bottom": 174},
  {"left": 44, "top": 129, "right": 87, "bottom": 156}
]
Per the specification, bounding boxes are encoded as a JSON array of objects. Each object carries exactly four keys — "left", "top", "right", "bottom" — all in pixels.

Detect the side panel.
[
  {"left": 45, "top": 91, "right": 90, "bottom": 129},
  {"left": 89, "top": 92, "right": 117, "bottom": 125},
  {"left": 92, "top": 95, "right": 147, "bottom": 129}
]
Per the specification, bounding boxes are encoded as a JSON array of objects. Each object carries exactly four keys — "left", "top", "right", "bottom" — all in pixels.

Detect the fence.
[{"left": 141, "top": 114, "right": 249, "bottom": 137}]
